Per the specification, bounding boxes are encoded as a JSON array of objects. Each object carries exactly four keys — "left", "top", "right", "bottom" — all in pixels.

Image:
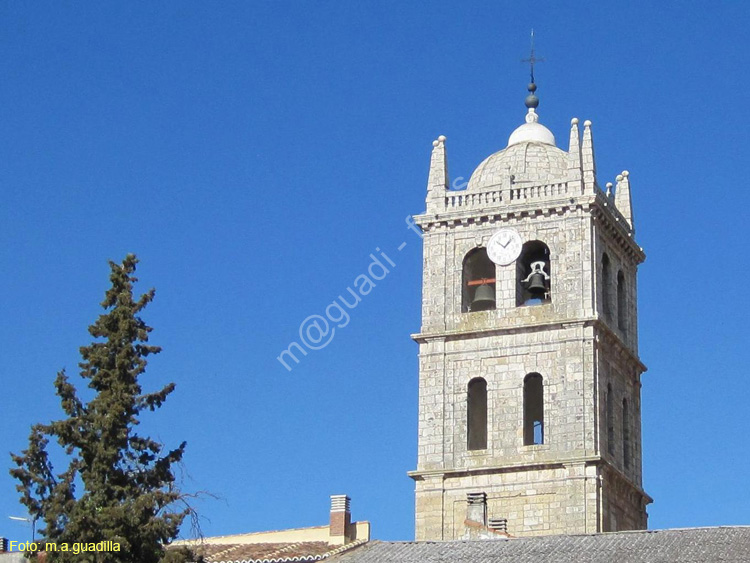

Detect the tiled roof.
[
  {"left": 192, "top": 540, "right": 367, "bottom": 563},
  {"left": 326, "top": 527, "right": 750, "bottom": 563}
]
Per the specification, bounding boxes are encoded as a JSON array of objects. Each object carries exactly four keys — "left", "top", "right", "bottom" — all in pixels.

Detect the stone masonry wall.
[{"left": 412, "top": 202, "right": 649, "bottom": 540}]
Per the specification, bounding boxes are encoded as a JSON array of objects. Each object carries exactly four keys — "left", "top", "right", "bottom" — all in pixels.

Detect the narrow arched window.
[
  {"left": 467, "top": 378, "right": 488, "bottom": 450},
  {"left": 523, "top": 373, "right": 544, "bottom": 445},
  {"left": 462, "top": 248, "right": 496, "bottom": 313},
  {"left": 617, "top": 270, "right": 626, "bottom": 332},
  {"left": 606, "top": 383, "right": 614, "bottom": 455},
  {"left": 622, "top": 398, "right": 631, "bottom": 469},
  {"left": 517, "top": 241, "right": 551, "bottom": 306},
  {"left": 602, "top": 253, "right": 612, "bottom": 319}
]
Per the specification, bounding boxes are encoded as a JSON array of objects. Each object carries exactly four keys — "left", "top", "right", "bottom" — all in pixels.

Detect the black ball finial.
[{"left": 525, "top": 82, "right": 539, "bottom": 108}]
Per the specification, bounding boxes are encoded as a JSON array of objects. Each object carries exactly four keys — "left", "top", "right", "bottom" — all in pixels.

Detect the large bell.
[
  {"left": 471, "top": 283, "right": 495, "bottom": 311},
  {"left": 526, "top": 272, "right": 548, "bottom": 296}
]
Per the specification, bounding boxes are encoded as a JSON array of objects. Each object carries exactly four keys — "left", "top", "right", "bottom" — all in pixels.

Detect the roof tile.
[{"left": 326, "top": 527, "right": 750, "bottom": 563}]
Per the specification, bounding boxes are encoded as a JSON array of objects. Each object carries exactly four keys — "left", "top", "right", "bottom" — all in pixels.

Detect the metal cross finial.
[{"left": 521, "top": 29, "right": 544, "bottom": 84}]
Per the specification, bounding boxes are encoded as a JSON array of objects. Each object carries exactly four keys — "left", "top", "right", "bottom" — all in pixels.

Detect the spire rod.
[
  {"left": 521, "top": 29, "right": 544, "bottom": 84},
  {"left": 520, "top": 30, "right": 543, "bottom": 109}
]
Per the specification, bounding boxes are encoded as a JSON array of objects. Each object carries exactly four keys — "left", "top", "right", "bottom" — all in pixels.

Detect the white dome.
[
  {"left": 508, "top": 108, "right": 555, "bottom": 146},
  {"left": 508, "top": 121, "right": 555, "bottom": 146}
]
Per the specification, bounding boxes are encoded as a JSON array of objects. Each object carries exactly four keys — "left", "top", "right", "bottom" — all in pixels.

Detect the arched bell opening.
[
  {"left": 516, "top": 241, "right": 551, "bottom": 306},
  {"left": 462, "top": 248, "right": 496, "bottom": 313},
  {"left": 467, "top": 377, "right": 488, "bottom": 451},
  {"left": 523, "top": 373, "right": 544, "bottom": 445},
  {"left": 617, "top": 270, "right": 627, "bottom": 333},
  {"left": 622, "top": 398, "right": 631, "bottom": 469},
  {"left": 606, "top": 383, "right": 615, "bottom": 455},
  {"left": 602, "top": 253, "right": 612, "bottom": 320}
]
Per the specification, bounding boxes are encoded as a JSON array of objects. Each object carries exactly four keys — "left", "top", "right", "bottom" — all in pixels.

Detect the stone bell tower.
[{"left": 408, "top": 81, "right": 652, "bottom": 540}]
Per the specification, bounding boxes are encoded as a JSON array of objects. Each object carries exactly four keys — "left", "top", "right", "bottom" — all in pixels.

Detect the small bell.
[
  {"left": 522, "top": 261, "right": 550, "bottom": 297},
  {"left": 526, "top": 272, "right": 547, "bottom": 295},
  {"left": 471, "top": 284, "right": 495, "bottom": 312}
]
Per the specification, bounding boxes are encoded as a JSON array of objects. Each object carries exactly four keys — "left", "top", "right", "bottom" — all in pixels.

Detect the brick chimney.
[{"left": 329, "top": 495, "right": 352, "bottom": 546}]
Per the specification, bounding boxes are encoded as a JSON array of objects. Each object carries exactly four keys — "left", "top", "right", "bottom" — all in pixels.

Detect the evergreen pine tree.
[{"left": 11, "top": 255, "right": 192, "bottom": 562}]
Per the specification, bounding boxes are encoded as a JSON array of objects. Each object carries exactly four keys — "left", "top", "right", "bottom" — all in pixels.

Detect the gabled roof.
[
  {"left": 191, "top": 539, "right": 367, "bottom": 563},
  {"left": 326, "top": 527, "right": 750, "bottom": 563}
]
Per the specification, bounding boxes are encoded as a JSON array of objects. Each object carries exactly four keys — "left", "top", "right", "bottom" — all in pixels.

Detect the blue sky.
[{"left": 1, "top": 1, "right": 749, "bottom": 542}]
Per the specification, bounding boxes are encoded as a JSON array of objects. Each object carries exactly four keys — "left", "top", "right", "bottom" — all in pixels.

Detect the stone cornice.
[
  {"left": 408, "top": 455, "right": 596, "bottom": 480},
  {"left": 412, "top": 317, "right": 646, "bottom": 373},
  {"left": 600, "top": 459, "right": 654, "bottom": 505},
  {"left": 414, "top": 190, "right": 645, "bottom": 263},
  {"left": 408, "top": 456, "right": 653, "bottom": 504},
  {"left": 412, "top": 317, "right": 590, "bottom": 343},
  {"left": 594, "top": 321, "right": 648, "bottom": 375},
  {"left": 414, "top": 194, "right": 589, "bottom": 232},
  {"left": 591, "top": 192, "right": 645, "bottom": 264}
]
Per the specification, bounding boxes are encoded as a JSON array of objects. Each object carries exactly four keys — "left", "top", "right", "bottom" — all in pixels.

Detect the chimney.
[
  {"left": 466, "top": 492, "right": 487, "bottom": 526},
  {"left": 329, "top": 495, "right": 352, "bottom": 546}
]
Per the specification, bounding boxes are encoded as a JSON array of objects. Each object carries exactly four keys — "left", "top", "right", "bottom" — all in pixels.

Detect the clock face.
[{"left": 487, "top": 228, "right": 523, "bottom": 266}]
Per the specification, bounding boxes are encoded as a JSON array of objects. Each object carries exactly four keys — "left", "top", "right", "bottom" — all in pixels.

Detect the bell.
[
  {"left": 471, "top": 284, "right": 495, "bottom": 311},
  {"left": 526, "top": 272, "right": 548, "bottom": 296}
]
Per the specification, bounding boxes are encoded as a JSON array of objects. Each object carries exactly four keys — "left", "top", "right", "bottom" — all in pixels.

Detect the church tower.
[{"left": 408, "top": 79, "right": 652, "bottom": 539}]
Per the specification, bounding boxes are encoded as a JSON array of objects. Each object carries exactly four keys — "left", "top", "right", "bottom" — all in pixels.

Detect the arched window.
[
  {"left": 602, "top": 253, "right": 612, "bottom": 319},
  {"left": 462, "top": 248, "right": 496, "bottom": 313},
  {"left": 606, "top": 383, "right": 615, "bottom": 455},
  {"left": 467, "top": 378, "right": 488, "bottom": 450},
  {"left": 523, "top": 373, "right": 544, "bottom": 445},
  {"left": 622, "top": 398, "right": 631, "bottom": 469},
  {"left": 517, "top": 241, "right": 551, "bottom": 306},
  {"left": 617, "top": 270, "right": 626, "bottom": 332}
]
